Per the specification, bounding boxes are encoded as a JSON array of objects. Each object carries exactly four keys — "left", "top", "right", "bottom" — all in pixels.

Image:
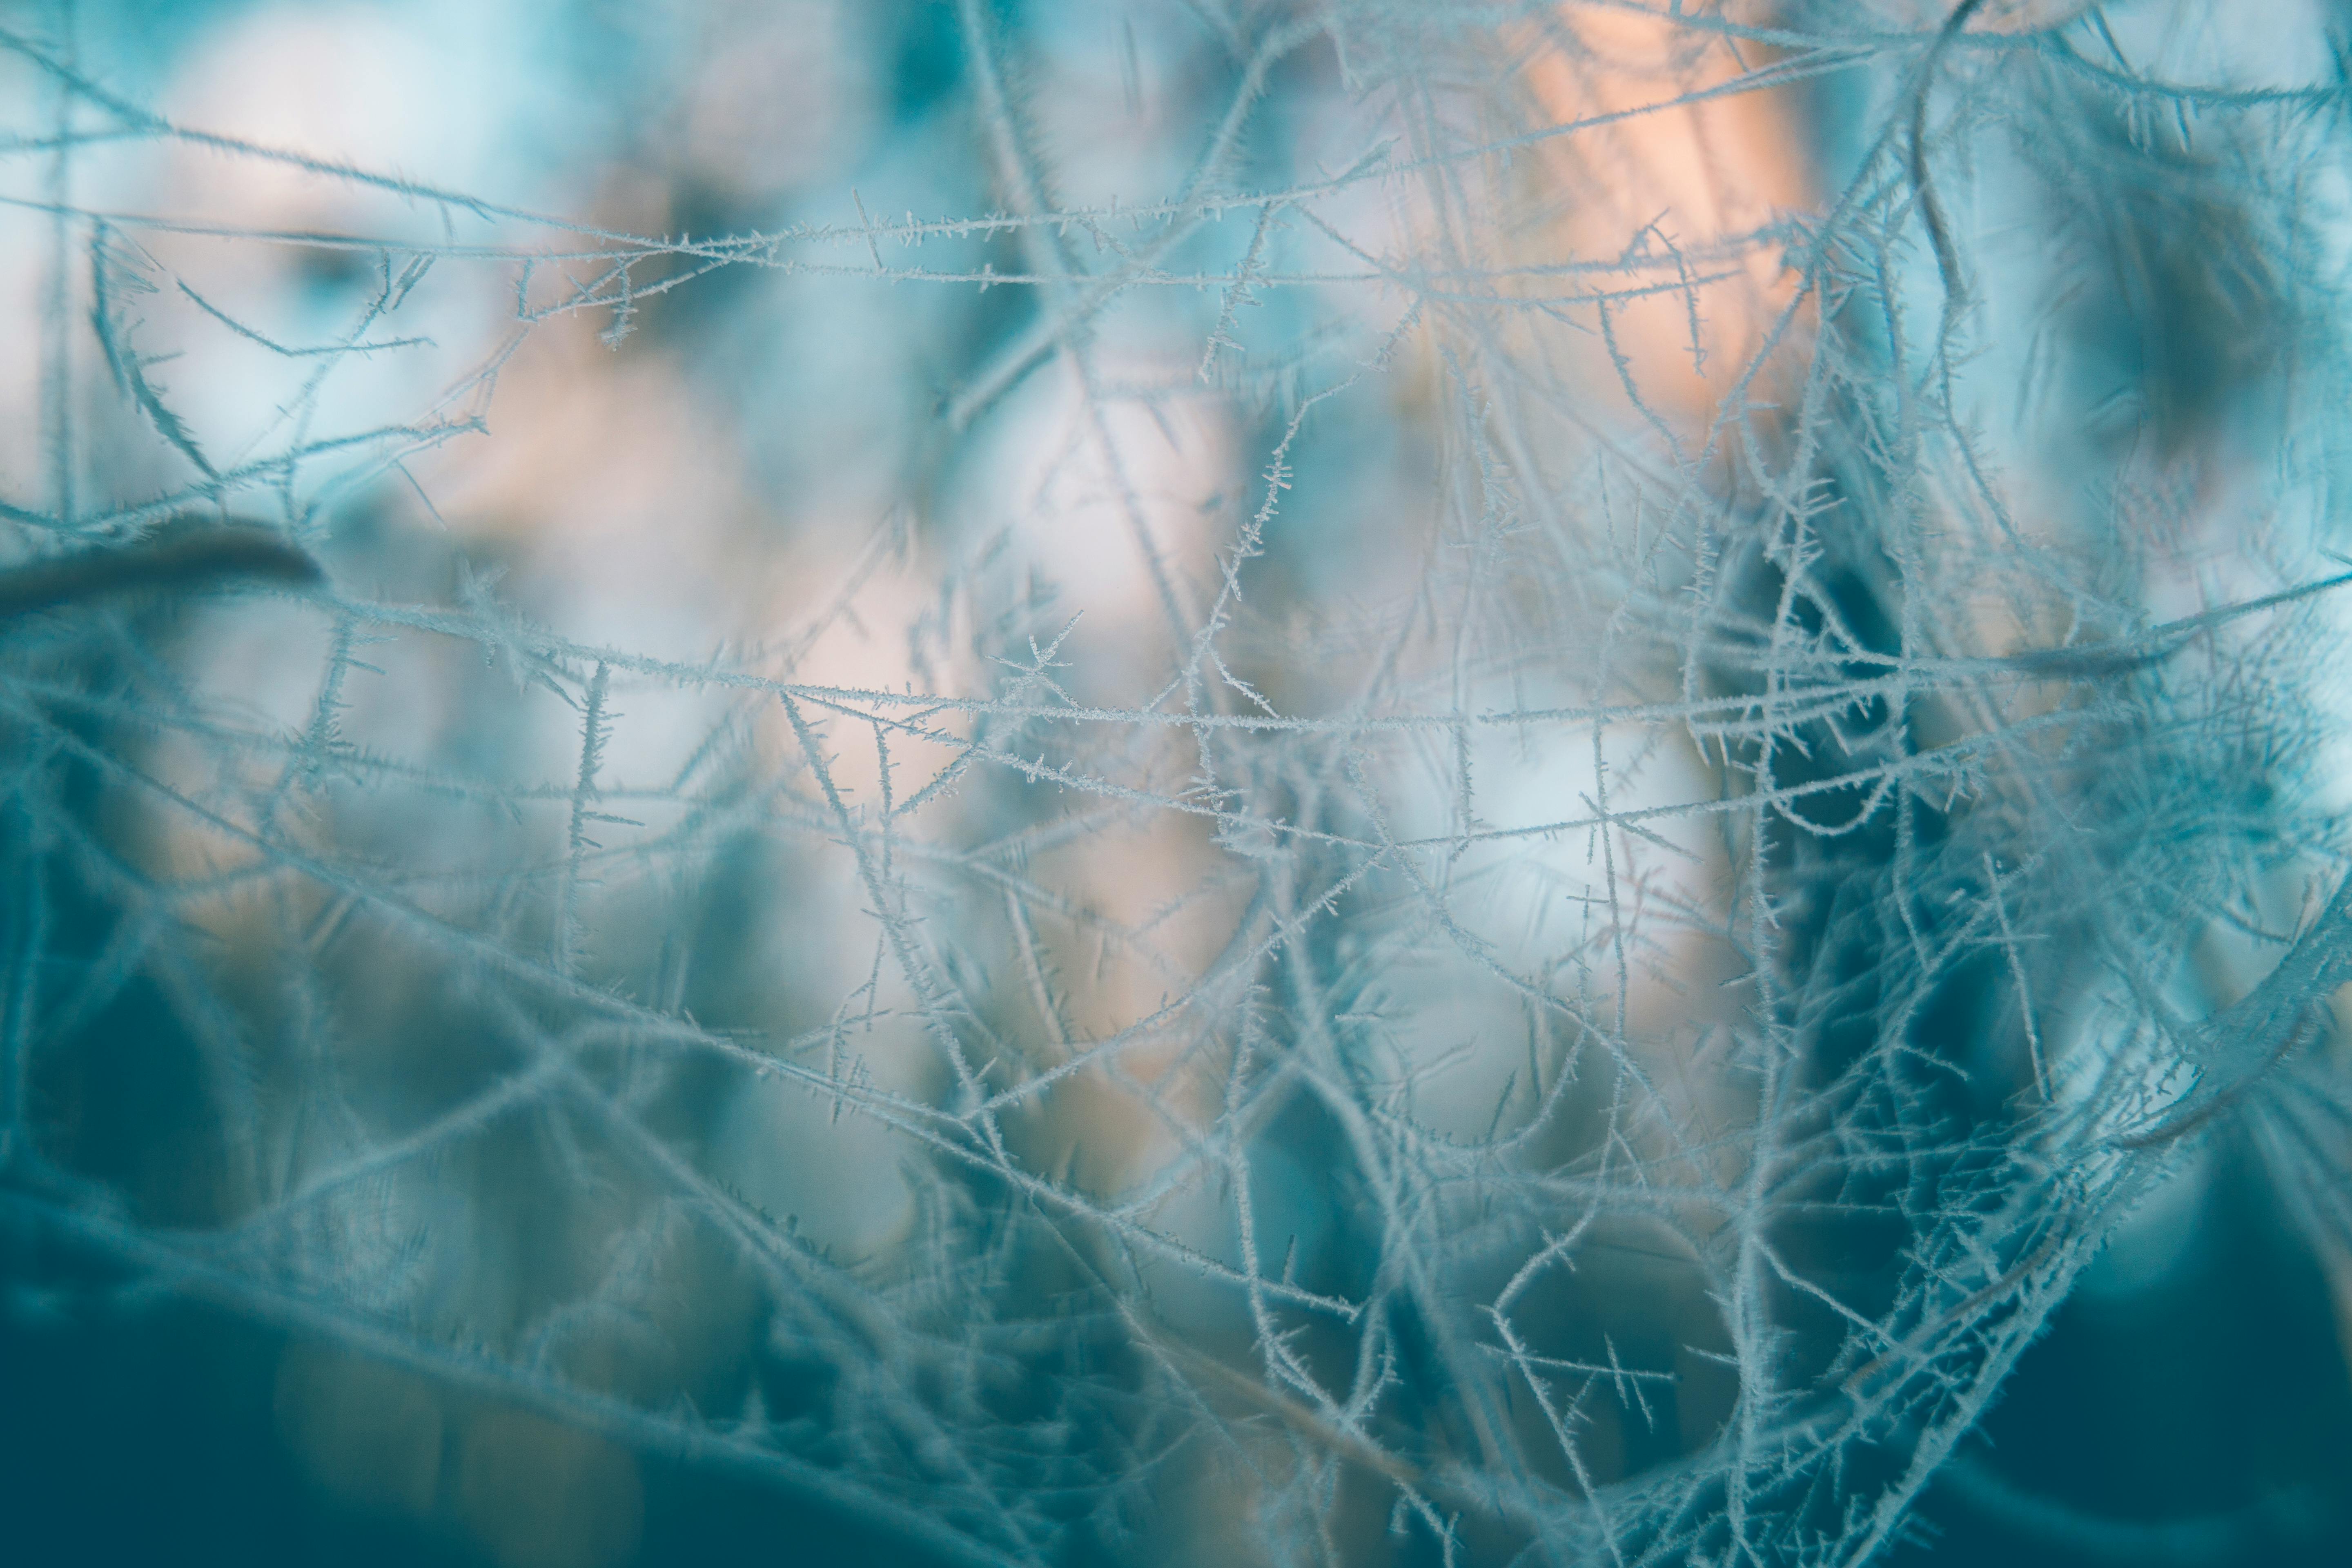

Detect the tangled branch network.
[{"left": 4, "top": 2, "right": 2352, "bottom": 1564}]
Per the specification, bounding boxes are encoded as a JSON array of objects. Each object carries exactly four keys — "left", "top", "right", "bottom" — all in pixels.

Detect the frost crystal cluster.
[{"left": 3, "top": 2, "right": 2350, "bottom": 1566}]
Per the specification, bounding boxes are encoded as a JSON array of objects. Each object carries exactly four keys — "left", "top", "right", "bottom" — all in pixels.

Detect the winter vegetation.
[{"left": 3, "top": 2, "right": 2352, "bottom": 1564}]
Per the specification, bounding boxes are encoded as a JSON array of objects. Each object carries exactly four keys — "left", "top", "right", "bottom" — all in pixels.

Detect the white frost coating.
[{"left": 4, "top": 3, "right": 2352, "bottom": 1566}]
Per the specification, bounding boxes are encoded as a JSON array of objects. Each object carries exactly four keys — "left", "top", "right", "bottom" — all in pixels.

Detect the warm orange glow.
[{"left": 1523, "top": 5, "right": 1815, "bottom": 431}]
